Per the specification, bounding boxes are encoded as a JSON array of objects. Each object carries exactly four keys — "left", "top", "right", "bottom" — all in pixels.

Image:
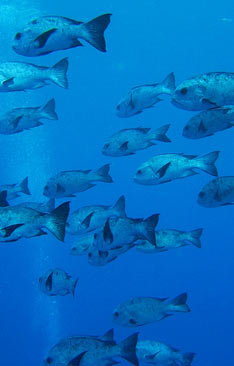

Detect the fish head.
[
  {"left": 42, "top": 356, "right": 58, "bottom": 366},
  {"left": 43, "top": 183, "right": 57, "bottom": 198},
  {"left": 172, "top": 79, "right": 208, "bottom": 111},
  {"left": 197, "top": 180, "right": 218, "bottom": 207},
  {"left": 182, "top": 116, "right": 202, "bottom": 139},
  {"left": 102, "top": 142, "right": 112, "bottom": 156},
  {"left": 134, "top": 165, "right": 158, "bottom": 185},
  {"left": 12, "top": 27, "right": 37, "bottom": 56},
  {"left": 112, "top": 306, "right": 140, "bottom": 327},
  {"left": 116, "top": 93, "right": 136, "bottom": 118}
]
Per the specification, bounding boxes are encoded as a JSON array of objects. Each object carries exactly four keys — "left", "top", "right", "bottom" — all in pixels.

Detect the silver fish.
[
  {"left": 0, "top": 99, "right": 58, "bottom": 135},
  {"left": 43, "top": 164, "right": 113, "bottom": 199},
  {"left": 102, "top": 125, "right": 171, "bottom": 157},
  {"left": 116, "top": 73, "right": 175, "bottom": 118},
  {"left": 183, "top": 106, "right": 234, "bottom": 139},
  {"left": 113, "top": 293, "right": 190, "bottom": 327},
  {"left": 0, "top": 177, "right": 30, "bottom": 201},
  {"left": 0, "top": 57, "right": 68, "bottom": 92},
  {"left": 67, "top": 195, "right": 126, "bottom": 235},
  {"left": 94, "top": 214, "right": 159, "bottom": 251},
  {"left": 13, "top": 14, "right": 111, "bottom": 57},
  {"left": 134, "top": 151, "right": 219, "bottom": 185},
  {"left": 136, "top": 228, "right": 203, "bottom": 253},
  {"left": 172, "top": 72, "right": 234, "bottom": 111},
  {"left": 43, "top": 331, "right": 139, "bottom": 366},
  {"left": 39, "top": 268, "right": 78, "bottom": 298},
  {"left": 198, "top": 176, "right": 234, "bottom": 207},
  {"left": 137, "top": 340, "right": 195, "bottom": 366}
]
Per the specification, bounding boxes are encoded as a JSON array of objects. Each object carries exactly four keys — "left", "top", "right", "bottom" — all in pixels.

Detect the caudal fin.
[
  {"left": 152, "top": 124, "right": 171, "bottom": 143},
  {"left": 170, "top": 292, "right": 190, "bottom": 313},
  {"left": 138, "top": 214, "right": 159, "bottom": 246},
  {"left": 83, "top": 13, "right": 111, "bottom": 52},
  {"left": 161, "top": 72, "right": 176, "bottom": 94},
  {"left": 19, "top": 177, "right": 31, "bottom": 195},
  {"left": 50, "top": 57, "right": 69, "bottom": 88},
  {"left": 112, "top": 195, "right": 126, "bottom": 217},
  {"left": 45, "top": 201, "right": 70, "bottom": 242},
  {"left": 40, "top": 99, "right": 58, "bottom": 120},
  {"left": 119, "top": 332, "right": 139, "bottom": 366},
  {"left": 186, "top": 228, "right": 203, "bottom": 248},
  {"left": 181, "top": 352, "right": 196, "bottom": 366},
  {"left": 197, "top": 151, "right": 220, "bottom": 176},
  {"left": 95, "top": 164, "right": 113, "bottom": 183}
]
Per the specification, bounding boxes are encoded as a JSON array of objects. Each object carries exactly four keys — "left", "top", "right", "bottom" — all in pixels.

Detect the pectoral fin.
[
  {"left": 56, "top": 183, "right": 65, "bottom": 193},
  {"left": 11, "top": 115, "right": 23, "bottom": 128},
  {"left": 34, "top": 28, "right": 57, "bottom": 48},
  {"left": 103, "top": 219, "right": 113, "bottom": 244},
  {"left": 45, "top": 272, "right": 53, "bottom": 291},
  {"left": 3, "top": 77, "right": 14, "bottom": 87},
  {"left": 120, "top": 141, "right": 129, "bottom": 151},
  {"left": 156, "top": 162, "right": 171, "bottom": 178}
]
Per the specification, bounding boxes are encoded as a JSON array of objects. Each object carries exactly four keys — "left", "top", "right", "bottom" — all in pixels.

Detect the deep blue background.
[{"left": 0, "top": 1, "right": 233, "bottom": 365}]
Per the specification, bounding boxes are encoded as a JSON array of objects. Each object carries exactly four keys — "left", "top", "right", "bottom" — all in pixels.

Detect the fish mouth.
[{"left": 171, "top": 98, "right": 186, "bottom": 109}]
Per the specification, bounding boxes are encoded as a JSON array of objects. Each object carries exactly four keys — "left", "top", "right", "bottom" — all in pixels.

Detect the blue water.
[{"left": 0, "top": 0, "right": 233, "bottom": 365}]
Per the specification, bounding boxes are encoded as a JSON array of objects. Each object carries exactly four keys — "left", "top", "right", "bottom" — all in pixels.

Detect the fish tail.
[
  {"left": 186, "top": 228, "right": 203, "bottom": 248},
  {"left": 170, "top": 292, "right": 190, "bottom": 313},
  {"left": 82, "top": 13, "right": 111, "bottom": 52},
  {"left": 119, "top": 332, "right": 139, "bottom": 366},
  {"left": 181, "top": 352, "right": 196, "bottom": 366},
  {"left": 161, "top": 72, "right": 176, "bottom": 94},
  {"left": 50, "top": 57, "right": 69, "bottom": 89},
  {"left": 196, "top": 151, "right": 220, "bottom": 176},
  {"left": 95, "top": 164, "right": 113, "bottom": 183},
  {"left": 138, "top": 214, "right": 159, "bottom": 246},
  {"left": 19, "top": 177, "right": 31, "bottom": 195},
  {"left": 71, "top": 278, "right": 79, "bottom": 299},
  {"left": 44, "top": 201, "right": 70, "bottom": 242},
  {"left": 112, "top": 195, "right": 126, "bottom": 217},
  {"left": 40, "top": 98, "right": 58, "bottom": 120},
  {"left": 151, "top": 124, "right": 171, "bottom": 142}
]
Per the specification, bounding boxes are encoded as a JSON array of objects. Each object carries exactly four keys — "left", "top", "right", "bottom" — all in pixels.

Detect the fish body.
[
  {"left": 134, "top": 151, "right": 219, "bottom": 185},
  {"left": 137, "top": 340, "right": 195, "bottom": 366},
  {"left": 39, "top": 268, "right": 78, "bottom": 297},
  {"left": 0, "top": 202, "right": 69, "bottom": 242},
  {"left": 113, "top": 293, "right": 190, "bottom": 327},
  {"left": 198, "top": 176, "right": 234, "bottom": 207},
  {"left": 67, "top": 195, "right": 126, "bottom": 235},
  {"left": 0, "top": 99, "right": 58, "bottom": 135},
  {"left": 116, "top": 73, "right": 175, "bottom": 118},
  {"left": 94, "top": 214, "right": 159, "bottom": 251},
  {"left": 13, "top": 14, "right": 111, "bottom": 56},
  {"left": 0, "top": 58, "right": 68, "bottom": 92},
  {"left": 88, "top": 243, "right": 134, "bottom": 266},
  {"left": 43, "top": 164, "right": 113, "bottom": 199},
  {"left": 183, "top": 106, "right": 234, "bottom": 139},
  {"left": 43, "top": 331, "right": 139, "bottom": 366},
  {"left": 172, "top": 72, "right": 234, "bottom": 111},
  {"left": 0, "top": 177, "right": 30, "bottom": 201},
  {"left": 15, "top": 199, "right": 55, "bottom": 213},
  {"left": 102, "top": 125, "right": 171, "bottom": 157},
  {"left": 136, "top": 228, "right": 203, "bottom": 252}
]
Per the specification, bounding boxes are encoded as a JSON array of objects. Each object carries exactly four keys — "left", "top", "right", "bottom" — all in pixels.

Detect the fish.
[
  {"left": 0, "top": 201, "right": 69, "bottom": 242},
  {"left": 183, "top": 106, "right": 234, "bottom": 139},
  {"left": 102, "top": 125, "right": 171, "bottom": 157},
  {"left": 172, "top": 72, "right": 234, "bottom": 111},
  {"left": 43, "top": 330, "right": 139, "bottom": 366},
  {"left": 87, "top": 243, "right": 134, "bottom": 266},
  {"left": 116, "top": 73, "right": 175, "bottom": 118},
  {"left": 12, "top": 14, "right": 111, "bottom": 57},
  {"left": 112, "top": 293, "right": 190, "bottom": 327},
  {"left": 137, "top": 340, "right": 195, "bottom": 366},
  {"left": 197, "top": 176, "right": 234, "bottom": 207},
  {"left": 134, "top": 151, "right": 219, "bottom": 185},
  {"left": 39, "top": 268, "right": 78, "bottom": 298},
  {"left": 94, "top": 214, "right": 159, "bottom": 251},
  {"left": 0, "top": 99, "right": 58, "bottom": 135},
  {"left": 0, "top": 177, "right": 30, "bottom": 202},
  {"left": 136, "top": 228, "right": 203, "bottom": 253},
  {"left": 0, "top": 57, "right": 68, "bottom": 92},
  {"left": 43, "top": 164, "right": 113, "bottom": 199},
  {"left": 70, "top": 234, "right": 94, "bottom": 256},
  {"left": 67, "top": 195, "right": 126, "bottom": 235}
]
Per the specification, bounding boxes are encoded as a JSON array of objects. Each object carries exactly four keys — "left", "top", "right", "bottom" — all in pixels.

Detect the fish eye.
[
  {"left": 114, "top": 311, "right": 119, "bottom": 317},
  {"left": 15, "top": 32, "right": 22, "bottom": 40},
  {"left": 38, "top": 277, "right": 42, "bottom": 283},
  {"left": 137, "top": 169, "right": 142, "bottom": 175},
  {"left": 116, "top": 105, "right": 120, "bottom": 110},
  {"left": 46, "top": 357, "right": 53, "bottom": 364},
  {"left": 88, "top": 252, "right": 92, "bottom": 258},
  {"left": 94, "top": 233, "right": 98, "bottom": 239},
  {"left": 180, "top": 87, "right": 188, "bottom": 95},
  {"left": 104, "top": 143, "right": 110, "bottom": 149},
  {"left": 129, "top": 318, "right": 137, "bottom": 325},
  {"left": 31, "top": 19, "right": 38, "bottom": 24},
  {"left": 199, "top": 191, "right": 205, "bottom": 198},
  {"left": 72, "top": 247, "right": 76, "bottom": 251}
]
